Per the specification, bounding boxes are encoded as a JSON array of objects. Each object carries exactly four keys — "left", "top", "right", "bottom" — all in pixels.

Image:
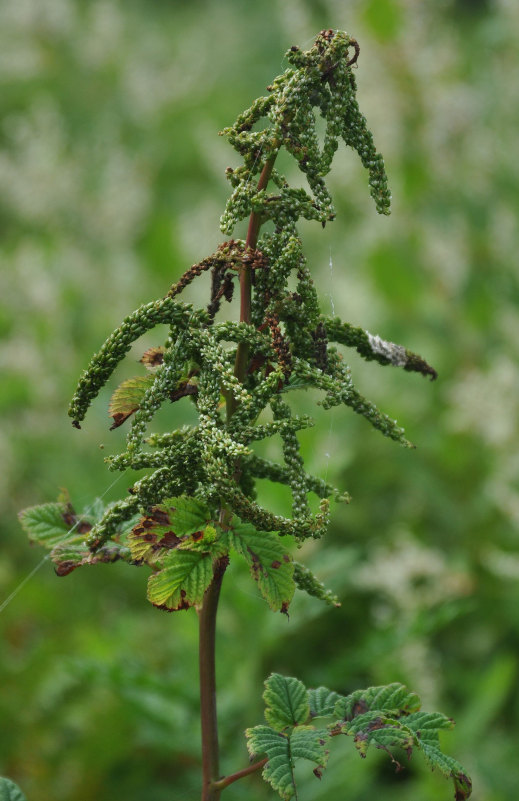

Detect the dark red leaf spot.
[
  {"left": 140, "top": 347, "right": 165, "bottom": 367},
  {"left": 161, "top": 531, "right": 181, "bottom": 548},
  {"left": 110, "top": 411, "right": 135, "bottom": 430},
  {"left": 55, "top": 561, "right": 78, "bottom": 577},
  {"left": 150, "top": 507, "right": 171, "bottom": 526},
  {"left": 313, "top": 767, "right": 323, "bottom": 780},
  {"left": 271, "top": 560, "right": 281, "bottom": 569}
]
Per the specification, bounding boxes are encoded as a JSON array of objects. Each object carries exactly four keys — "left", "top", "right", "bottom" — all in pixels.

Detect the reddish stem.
[{"left": 212, "top": 757, "right": 268, "bottom": 791}]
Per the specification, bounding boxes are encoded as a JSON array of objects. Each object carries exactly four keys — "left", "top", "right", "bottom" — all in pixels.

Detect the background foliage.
[{"left": 1, "top": 1, "right": 518, "bottom": 799}]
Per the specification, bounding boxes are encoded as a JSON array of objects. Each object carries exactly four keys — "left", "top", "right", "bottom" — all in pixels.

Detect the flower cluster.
[{"left": 67, "top": 30, "right": 435, "bottom": 558}]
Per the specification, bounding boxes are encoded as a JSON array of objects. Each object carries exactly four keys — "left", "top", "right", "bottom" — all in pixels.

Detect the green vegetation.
[{"left": 1, "top": 3, "right": 518, "bottom": 800}]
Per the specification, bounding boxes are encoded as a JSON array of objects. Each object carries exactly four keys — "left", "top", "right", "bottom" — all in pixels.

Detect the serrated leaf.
[
  {"left": 405, "top": 711, "right": 454, "bottom": 734},
  {"left": 147, "top": 550, "right": 213, "bottom": 611},
  {"left": 332, "top": 682, "right": 471, "bottom": 798},
  {"left": 227, "top": 520, "right": 294, "bottom": 612},
  {"left": 246, "top": 724, "right": 329, "bottom": 800},
  {"left": 264, "top": 674, "right": 310, "bottom": 730},
  {"left": 167, "top": 496, "right": 211, "bottom": 536},
  {"left": 50, "top": 538, "right": 130, "bottom": 576},
  {"left": 177, "top": 525, "right": 228, "bottom": 556},
  {"left": 308, "top": 687, "right": 342, "bottom": 719},
  {"left": 0, "top": 777, "right": 28, "bottom": 801},
  {"left": 108, "top": 374, "right": 154, "bottom": 429},
  {"left": 19, "top": 502, "right": 91, "bottom": 549},
  {"left": 419, "top": 743, "right": 472, "bottom": 800},
  {"left": 129, "top": 504, "right": 181, "bottom": 564},
  {"left": 335, "top": 682, "right": 420, "bottom": 721}
]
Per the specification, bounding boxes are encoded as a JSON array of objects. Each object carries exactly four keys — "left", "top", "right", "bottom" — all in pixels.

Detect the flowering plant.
[{"left": 17, "top": 30, "right": 469, "bottom": 801}]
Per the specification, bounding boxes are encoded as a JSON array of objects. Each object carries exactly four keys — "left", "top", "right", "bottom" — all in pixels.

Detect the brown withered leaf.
[{"left": 140, "top": 347, "right": 165, "bottom": 370}]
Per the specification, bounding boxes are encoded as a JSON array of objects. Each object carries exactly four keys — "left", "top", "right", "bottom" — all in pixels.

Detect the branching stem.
[{"left": 211, "top": 758, "right": 268, "bottom": 791}]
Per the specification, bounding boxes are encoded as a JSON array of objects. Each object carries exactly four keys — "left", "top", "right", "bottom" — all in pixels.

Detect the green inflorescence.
[{"left": 29, "top": 30, "right": 436, "bottom": 611}]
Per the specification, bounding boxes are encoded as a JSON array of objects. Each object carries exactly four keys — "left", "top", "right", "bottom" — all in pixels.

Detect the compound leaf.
[
  {"left": 332, "top": 681, "right": 472, "bottom": 798},
  {"left": 420, "top": 744, "right": 472, "bottom": 800},
  {"left": 335, "top": 682, "right": 421, "bottom": 721},
  {"left": 129, "top": 503, "right": 181, "bottom": 564},
  {"left": 264, "top": 674, "right": 310, "bottom": 730},
  {"left": 246, "top": 724, "right": 329, "bottom": 800},
  {"left": 50, "top": 538, "right": 130, "bottom": 576},
  {"left": 227, "top": 520, "right": 294, "bottom": 612},
  {"left": 0, "top": 778, "right": 27, "bottom": 801},
  {"left": 167, "top": 496, "right": 211, "bottom": 537},
  {"left": 19, "top": 502, "right": 81, "bottom": 549},
  {"left": 308, "top": 686, "right": 342, "bottom": 719},
  {"left": 147, "top": 550, "right": 213, "bottom": 611}
]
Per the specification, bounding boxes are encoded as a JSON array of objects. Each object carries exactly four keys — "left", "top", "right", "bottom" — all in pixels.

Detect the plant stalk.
[
  {"left": 199, "top": 155, "right": 276, "bottom": 800},
  {"left": 199, "top": 555, "right": 228, "bottom": 801},
  {"left": 228, "top": 154, "right": 276, "bottom": 417}
]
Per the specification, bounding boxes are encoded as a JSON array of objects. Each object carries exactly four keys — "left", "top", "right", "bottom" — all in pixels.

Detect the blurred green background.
[{"left": 1, "top": 1, "right": 518, "bottom": 799}]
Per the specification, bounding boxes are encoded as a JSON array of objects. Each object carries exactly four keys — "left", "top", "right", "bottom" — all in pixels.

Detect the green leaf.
[
  {"left": 264, "top": 674, "right": 310, "bottom": 730},
  {"left": 419, "top": 744, "right": 472, "bottom": 800},
  {"left": 405, "top": 710, "right": 454, "bottom": 735},
  {"left": 227, "top": 520, "right": 294, "bottom": 612},
  {"left": 108, "top": 374, "right": 155, "bottom": 429},
  {"left": 167, "top": 496, "right": 211, "bottom": 536},
  {"left": 0, "top": 777, "right": 28, "bottom": 801},
  {"left": 308, "top": 687, "right": 341, "bottom": 719},
  {"left": 246, "top": 724, "right": 329, "bottom": 800},
  {"left": 19, "top": 502, "right": 90, "bottom": 549},
  {"left": 147, "top": 550, "right": 213, "bottom": 611},
  {"left": 335, "top": 682, "right": 421, "bottom": 721},
  {"left": 332, "top": 682, "right": 471, "bottom": 798}
]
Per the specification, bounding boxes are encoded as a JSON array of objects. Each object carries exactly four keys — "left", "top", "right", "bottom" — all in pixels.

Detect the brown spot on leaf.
[
  {"left": 282, "top": 553, "right": 290, "bottom": 563},
  {"left": 170, "top": 381, "right": 198, "bottom": 403},
  {"left": 55, "top": 561, "right": 78, "bottom": 577},
  {"left": 192, "top": 530, "right": 204, "bottom": 541},
  {"left": 271, "top": 560, "right": 281, "bottom": 569},
  {"left": 150, "top": 507, "right": 172, "bottom": 526},
  {"left": 161, "top": 531, "right": 181, "bottom": 548},
  {"left": 140, "top": 347, "right": 165, "bottom": 368},
  {"left": 350, "top": 699, "right": 368, "bottom": 719},
  {"left": 110, "top": 411, "right": 135, "bottom": 430},
  {"left": 313, "top": 767, "right": 323, "bottom": 780},
  {"left": 77, "top": 521, "right": 92, "bottom": 534}
]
